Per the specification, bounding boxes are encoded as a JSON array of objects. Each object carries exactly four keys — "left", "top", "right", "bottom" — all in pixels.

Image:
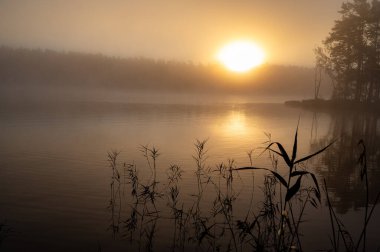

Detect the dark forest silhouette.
[
  {"left": 316, "top": 0, "right": 380, "bottom": 103},
  {"left": 0, "top": 47, "right": 323, "bottom": 102}
]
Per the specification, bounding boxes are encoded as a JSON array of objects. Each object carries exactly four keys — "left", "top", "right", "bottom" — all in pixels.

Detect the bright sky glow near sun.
[
  {"left": 217, "top": 41, "right": 265, "bottom": 72},
  {"left": 0, "top": 0, "right": 347, "bottom": 66}
]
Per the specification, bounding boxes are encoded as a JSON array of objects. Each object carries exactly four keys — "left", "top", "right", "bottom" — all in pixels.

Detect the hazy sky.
[{"left": 0, "top": 0, "right": 346, "bottom": 66}]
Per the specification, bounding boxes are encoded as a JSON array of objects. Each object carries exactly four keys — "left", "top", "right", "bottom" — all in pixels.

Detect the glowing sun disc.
[{"left": 218, "top": 41, "right": 265, "bottom": 72}]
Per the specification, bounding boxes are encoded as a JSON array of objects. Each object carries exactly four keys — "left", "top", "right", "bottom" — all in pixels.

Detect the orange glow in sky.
[
  {"left": 217, "top": 41, "right": 265, "bottom": 72},
  {"left": 0, "top": 0, "right": 346, "bottom": 66}
]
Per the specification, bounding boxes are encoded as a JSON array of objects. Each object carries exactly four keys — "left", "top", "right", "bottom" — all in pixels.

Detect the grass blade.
[
  {"left": 294, "top": 140, "right": 335, "bottom": 165},
  {"left": 236, "top": 166, "right": 288, "bottom": 188},
  {"left": 290, "top": 170, "right": 309, "bottom": 177},
  {"left": 291, "top": 126, "right": 298, "bottom": 163},
  {"left": 267, "top": 142, "right": 292, "bottom": 168},
  {"left": 309, "top": 173, "right": 321, "bottom": 202},
  {"left": 285, "top": 175, "right": 303, "bottom": 202}
]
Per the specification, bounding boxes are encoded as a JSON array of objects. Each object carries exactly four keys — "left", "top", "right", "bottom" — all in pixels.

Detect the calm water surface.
[{"left": 0, "top": 101, "right": 379, "bottom": 251}]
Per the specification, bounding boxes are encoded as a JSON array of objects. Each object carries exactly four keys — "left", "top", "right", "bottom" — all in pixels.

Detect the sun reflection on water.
[{"left": 219, "top": 110, "right": 248, "bottom": 136}]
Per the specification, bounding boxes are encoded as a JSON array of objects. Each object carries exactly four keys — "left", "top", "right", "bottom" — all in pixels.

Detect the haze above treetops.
[{"left": 0, "top": 0, "right": 346, "bottom": 66}]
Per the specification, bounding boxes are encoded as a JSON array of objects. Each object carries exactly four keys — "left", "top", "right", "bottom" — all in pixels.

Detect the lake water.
[{"left": 0, "top": 101, "right": 379, "bottom": 251}]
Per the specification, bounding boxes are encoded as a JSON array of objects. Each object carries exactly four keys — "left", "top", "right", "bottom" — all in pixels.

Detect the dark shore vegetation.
[
  {"left": 313, "top": 0, "right": 380, "bottom": 104},
  {"left": 286, "top": 0, "right": 380, "bottom": 112},
  {"left": 0, "top": 222, "right": 11, "bottom": 249},
  {"left": 107, "top": 129, "right": 379, "bottom": 252},
  {"left": 284, "top": 99, "right": 380, "bottom": 114}
]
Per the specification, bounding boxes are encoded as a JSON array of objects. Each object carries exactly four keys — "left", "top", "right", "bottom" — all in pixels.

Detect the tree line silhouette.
[
  {"left": 316, "top": 0, "right": 380, "bottom": 103},
  {"left": 0, "top": 46, "right": 320, "bottom": 100}
]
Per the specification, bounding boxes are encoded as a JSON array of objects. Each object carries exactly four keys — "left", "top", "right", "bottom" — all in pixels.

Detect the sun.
[{"left": 217, "top": 41, "right": 265, "bottom": 73}]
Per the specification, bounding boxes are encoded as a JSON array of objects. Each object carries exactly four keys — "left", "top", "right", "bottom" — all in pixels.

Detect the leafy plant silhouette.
[{"left": 236, "top": 126, "right": 334, "bottom": 251}]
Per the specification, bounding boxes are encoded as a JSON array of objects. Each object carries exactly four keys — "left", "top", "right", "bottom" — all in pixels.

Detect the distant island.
[{"left": 285, "top": 99, "right": 380, "bottom": 114}]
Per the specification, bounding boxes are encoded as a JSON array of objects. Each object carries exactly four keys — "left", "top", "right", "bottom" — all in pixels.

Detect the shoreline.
[{"left": 284, "top": 99, "right": 380, "bottom": 114}]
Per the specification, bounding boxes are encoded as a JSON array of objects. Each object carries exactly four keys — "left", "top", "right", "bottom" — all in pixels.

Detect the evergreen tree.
[{"left": 316, "top": 0, "right": 380, "bottom": 103}]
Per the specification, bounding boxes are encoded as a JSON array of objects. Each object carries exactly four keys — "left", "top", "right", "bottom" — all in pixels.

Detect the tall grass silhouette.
[
  {"left": 107, "top": 130, "right": 378, "bottom": 251},
  {"left": 323, "top": 140, "right": 380, "bottom": 252},
  {"left": 236, "top": 127, "right": 334, "bottom": 251},
  {"left": 0, "top": 222, "right": 11, "bottom": 248}
]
